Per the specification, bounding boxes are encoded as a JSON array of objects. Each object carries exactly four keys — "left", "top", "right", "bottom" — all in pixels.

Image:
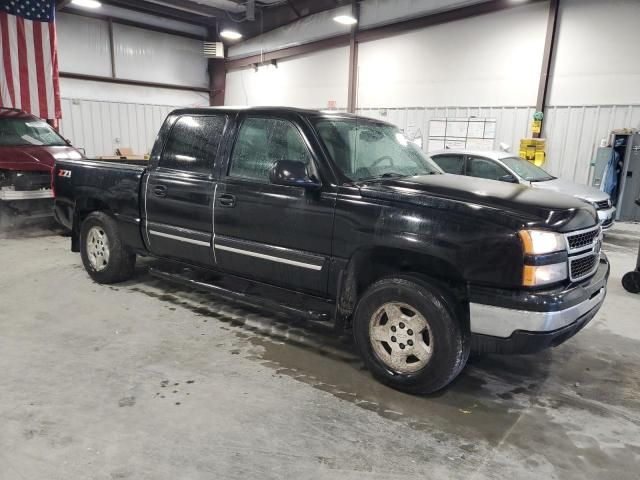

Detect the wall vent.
[{"left": 203, "top": 41, "right": 224, "bottom": 59}]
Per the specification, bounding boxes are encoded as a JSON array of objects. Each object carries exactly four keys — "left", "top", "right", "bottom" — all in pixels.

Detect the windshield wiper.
[
  {"left": 357, "top": 172, "right": 407, "bottom": 182},
  {"left": 356, "top": 171, "right": 441, "bottom": 182}
]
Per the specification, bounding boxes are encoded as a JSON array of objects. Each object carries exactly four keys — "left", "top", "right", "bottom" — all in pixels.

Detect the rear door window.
[
  {"left": 431, "top": 154, "right": 464, "bottom": 175},
  {"left": 159, "top": 115, "right": 227, "bottom": 175}
]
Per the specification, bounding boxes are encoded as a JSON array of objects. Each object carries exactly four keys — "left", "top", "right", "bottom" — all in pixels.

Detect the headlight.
[
  {"left": 519, "top": 230, "right": 565, "bottom": 255},
  {"left": 523, "top": 263, "right": 568, "bottom": 287}
]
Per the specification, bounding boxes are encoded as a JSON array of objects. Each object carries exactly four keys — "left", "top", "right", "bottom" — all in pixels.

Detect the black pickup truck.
[{"left": 54, "top": 107, "right": 609, "bottom": 394}]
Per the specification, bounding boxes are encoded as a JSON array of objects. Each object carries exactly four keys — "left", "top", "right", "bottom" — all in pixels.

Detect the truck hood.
[
  {"left": 0, "top": 145, "right": 84, "bottom": 172},
  {"left": 359, "top": 173, "right": 598, "bottom": 232},
  {"left": 529, "top": 177, "right": 609, "bottom": 203}
]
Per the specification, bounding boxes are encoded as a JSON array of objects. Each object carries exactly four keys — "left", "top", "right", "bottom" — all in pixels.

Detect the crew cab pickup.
[{"left": 54, "top": 107, "right": 609, "bottom": 394}]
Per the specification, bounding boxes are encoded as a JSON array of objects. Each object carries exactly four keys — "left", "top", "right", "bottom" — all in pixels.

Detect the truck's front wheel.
[
  {"left": 80, "top": 211, "right": 135, "bottom": 284},
  {"left": 353, "top": 275, "right": 469, "bottom": 394}
]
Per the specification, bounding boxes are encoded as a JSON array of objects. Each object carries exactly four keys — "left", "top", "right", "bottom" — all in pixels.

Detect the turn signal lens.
[
  {"left": 519, "top": 230, "right": 565, "bottom": 255},
  {"left": 523, "top": 263, "right": 568, "bottom": 287}
]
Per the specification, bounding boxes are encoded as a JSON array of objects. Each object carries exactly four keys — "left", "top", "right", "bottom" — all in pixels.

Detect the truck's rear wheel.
[
  {"left": 80, "top": 211, "right": 135, "bottom": 284},
  {"left": 353, "top": 275, "right": 469, "bottom": 394}
]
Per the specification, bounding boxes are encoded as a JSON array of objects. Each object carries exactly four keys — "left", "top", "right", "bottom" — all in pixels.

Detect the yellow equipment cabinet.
[{"left": 519, "top": 138, "right": 546, "bottom": 166}]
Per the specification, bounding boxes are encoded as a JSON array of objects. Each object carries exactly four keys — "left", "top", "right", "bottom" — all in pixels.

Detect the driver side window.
[
  {"left": 229, "top": 117, "right": 311, "bottom": 183},
  {"left": 467, "top": 157, "right": 509, "bottom": 181}
]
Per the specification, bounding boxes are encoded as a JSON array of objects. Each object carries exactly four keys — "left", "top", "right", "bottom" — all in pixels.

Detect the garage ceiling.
[{"left": 58, "top": 0, "right": 353, "bottom": 39}]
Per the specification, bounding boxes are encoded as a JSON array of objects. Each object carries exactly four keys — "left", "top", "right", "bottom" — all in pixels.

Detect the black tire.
[
  {"left": 622, "top": 271, "right": 640, "bottom": 294},
  {"left": 80, "top": 211, "right": 136, "bottom": 284},
  {"left": 353, "top": 275, "right": 470, "bottom": 394}
]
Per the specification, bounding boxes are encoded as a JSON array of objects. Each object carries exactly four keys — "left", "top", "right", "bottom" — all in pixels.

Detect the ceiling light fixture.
[
  {"left": 333, "top": 14, "right": 357, "bottom": 25},
  {"left": 220, "top": 29, "right": 243, "bottom": 40},
  {"left": 71, "top": 0, "right": 102, "bottom": 8}
]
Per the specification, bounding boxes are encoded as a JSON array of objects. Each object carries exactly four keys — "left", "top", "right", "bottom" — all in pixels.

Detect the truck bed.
[{"left": 53, "top": 158, "right": 148, "bottom": 250}]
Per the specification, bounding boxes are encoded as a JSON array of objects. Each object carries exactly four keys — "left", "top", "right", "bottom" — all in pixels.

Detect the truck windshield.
[
  {"left": 314, "top": 118, "right": 442, "bottom": 181},
  {"left": 500, "top": 156, "right": 555, "bottom": 182},
  {"left": 0, "top": 117, "right": 67, "bottom": 147}
]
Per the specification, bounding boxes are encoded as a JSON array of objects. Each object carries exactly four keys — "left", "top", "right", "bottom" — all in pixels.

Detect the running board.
[{"left": 148, "top": 267, "right": 333, "bottom": 325}]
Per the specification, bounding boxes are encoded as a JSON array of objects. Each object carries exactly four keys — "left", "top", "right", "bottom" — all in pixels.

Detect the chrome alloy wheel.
[
  {"left": 86, "top": 226, "right": 110, "bottom": 272},
  {"left": 369, "top": 302, "right": 433, "bottom": 373}
]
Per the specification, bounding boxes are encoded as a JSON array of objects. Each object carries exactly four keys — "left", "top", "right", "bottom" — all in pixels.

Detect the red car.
[{"left": 0, "top": 108, "right": 84, "bottom": 222}]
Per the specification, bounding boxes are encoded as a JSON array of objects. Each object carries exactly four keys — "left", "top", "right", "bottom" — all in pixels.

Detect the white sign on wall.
[{"left": 428, "top": 118, "right": 496, "bottom": 152}]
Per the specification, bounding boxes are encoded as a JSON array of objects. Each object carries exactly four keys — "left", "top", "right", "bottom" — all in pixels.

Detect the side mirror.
[
  {"left": 499, "top": 174, "right": 518, "bottom": 183},
  {"left": 269, "top": 160, "right": 321, "bottom": 189}
]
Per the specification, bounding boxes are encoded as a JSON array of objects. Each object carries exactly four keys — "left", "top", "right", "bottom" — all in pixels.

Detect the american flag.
[{"left": 0, "top": 0, "right": 61, "bottom": 119}]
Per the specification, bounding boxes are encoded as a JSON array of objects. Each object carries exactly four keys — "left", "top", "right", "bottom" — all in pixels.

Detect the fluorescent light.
[
  {"left": 220, "top": 29, "right": 242, "bottom": 40},
  {"left": 71, "top": 0, "right": 102, "bottom": 8},
  {"left": 333, "top": 15, "right": 357, "bottom": 25}
]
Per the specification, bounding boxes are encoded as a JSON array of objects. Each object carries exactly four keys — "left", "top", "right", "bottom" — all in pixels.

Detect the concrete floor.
[{"left": 1, "top": 222, "right": 639, "bottom": 480}]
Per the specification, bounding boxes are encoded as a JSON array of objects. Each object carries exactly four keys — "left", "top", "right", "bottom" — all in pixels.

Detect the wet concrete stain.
[
  {"left": 118, "top": 396, "right": 136, "bottom": 408},
  {"left": 124, "top": 269, "right": 640, "bottom": 476}
]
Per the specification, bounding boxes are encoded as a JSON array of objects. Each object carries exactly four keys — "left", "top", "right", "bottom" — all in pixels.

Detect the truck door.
[
  {"left": 213, "top": 114, "right": 336, "bottom": 296},
  {"left": 144, "top": 113, "right": 228, "bottom": 265}
]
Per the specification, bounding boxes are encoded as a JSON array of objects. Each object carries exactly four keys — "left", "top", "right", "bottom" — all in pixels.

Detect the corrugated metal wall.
[
  {"left": 59, "top": 98, "right": 178, "bottom": 157},
  {"left": 59, "top": 100, "right": 640, "bottom": 183},
  {"left": 357, "top": 104, "right": 640, "bottom": 185}
]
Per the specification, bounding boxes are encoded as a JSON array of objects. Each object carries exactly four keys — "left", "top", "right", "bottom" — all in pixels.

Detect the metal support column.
[
  {"left": 347, "top": 1, "right": 360, "bottom": 114},
  {"left": 534, "top": 0, "right": 559, "bottom": 138}
]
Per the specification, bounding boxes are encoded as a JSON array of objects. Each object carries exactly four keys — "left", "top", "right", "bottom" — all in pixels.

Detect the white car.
[{"left": 430, "top": 149, "right": 616, "bottom": 230}]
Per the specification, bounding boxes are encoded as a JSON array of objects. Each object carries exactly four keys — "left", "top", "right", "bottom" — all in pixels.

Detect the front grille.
[
  {"left": 595, "top": 199, "right": 610, "bottom": 210},
  {"left": 6, "top": 171, "right": 52, "bottom": 191},
  {"left": 566, "top": 226, "right": 600, "bottom": 252},
  {"left": 569, "top": 253, "right": 598, "bottom": 282}
]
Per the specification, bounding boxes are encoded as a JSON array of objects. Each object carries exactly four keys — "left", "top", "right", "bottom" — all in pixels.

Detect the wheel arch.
[
  {"left": 337, "top": 247, "right": 468, "bottom": 328},
  {"left": 71, "top": 197, "right": 114, "bottom": 252}
]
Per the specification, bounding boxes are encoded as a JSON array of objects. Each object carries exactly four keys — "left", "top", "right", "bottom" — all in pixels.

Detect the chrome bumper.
[
  {"left": 469, "top": 285, "right": 606, "bottom": 338},
  {"left": 0, "top": 188, "right": 53, "bottom": 201}
]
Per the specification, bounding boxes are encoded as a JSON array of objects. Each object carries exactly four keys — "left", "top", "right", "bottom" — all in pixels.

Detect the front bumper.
[
  {"left": 468, "top": 255, "right": 609, "bottom": 354},
  {"left": 598, "top": 206, "right": 616, "bottom": 230}
]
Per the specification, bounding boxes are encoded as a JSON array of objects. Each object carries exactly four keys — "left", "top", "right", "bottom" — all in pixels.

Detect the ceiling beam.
[
  {"left": 99, "top": 0, "right": 216, "bottom": 25},
  {"left": 60, "top": 9, "right": 206, "bottom": 40},
  {"left": 227, "top": 0, "right": 546, "bottom": 70},
  {"left": 135, "top": 0, "right": 232, "bottom": 18},
  {"left": 238, "top": 0, "right": 351, "bottom": 39},
  {"left": 55, "top": 0, "right": 74, "bottom": 9},
  {"left": 59, "top": 72, "right": 210, "bottom": 93}
]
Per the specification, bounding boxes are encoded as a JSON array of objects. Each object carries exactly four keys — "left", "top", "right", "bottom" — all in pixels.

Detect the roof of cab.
[{"left": 167, "top": 106, "right": 393, "bottom": 124}]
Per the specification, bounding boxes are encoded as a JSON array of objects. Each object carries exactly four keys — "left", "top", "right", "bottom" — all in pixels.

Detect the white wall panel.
[
  {"left": 60, "top": 77, "right": 209, "bottom": 106},
  {"left": 112, "top": 23, "right": 208, "bottom": 88},
  {"left": 356, "top": 3, "right": 547, "bottom": 108},
  {"left": 225, "top": 47, "right": 349, "bottom": 109},
  {"left": 548, "top": 0, "right": 640, "bottom": 106},
  {"left": 358, "top": 104, "right": 640, "bottom": 186},
  {"left": 357, "top": 105, "right": 533, "bottom": 158},
  {"left": 57, "top": 13, "right": 112, "bottom": 77},
  {"left": 59, "top": 98, "right": 177, "bottom": 157}
]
